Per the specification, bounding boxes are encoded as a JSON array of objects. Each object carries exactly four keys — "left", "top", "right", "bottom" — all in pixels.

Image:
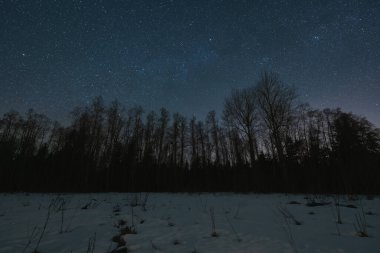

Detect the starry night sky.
[{"left": 1, "top": 0, "right": 379, "bottom": 126}]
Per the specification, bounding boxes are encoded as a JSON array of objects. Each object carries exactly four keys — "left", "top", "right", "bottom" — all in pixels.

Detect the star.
[{"left": 311, "top": 35, "right": 320, "bottom": 41}]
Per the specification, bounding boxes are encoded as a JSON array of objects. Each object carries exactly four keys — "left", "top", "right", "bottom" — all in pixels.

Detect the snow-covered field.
[{"left": 0, "top": 193, "right": 379, "bottom": 253}]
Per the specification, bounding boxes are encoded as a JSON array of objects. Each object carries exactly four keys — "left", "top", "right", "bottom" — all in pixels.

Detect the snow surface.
[{"left": 0, "top": 193, "right": 379, "bottom": 253}]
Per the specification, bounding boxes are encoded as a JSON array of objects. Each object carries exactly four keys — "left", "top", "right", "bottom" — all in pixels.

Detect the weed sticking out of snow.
[
  {"left": 129, "top": 192, "right": 150, "bottom": 211},
  {"left": 209, "top": 207, "right": 219, "bottom": 237},
  {"left": 22, "top": 226, "right": 39, "bottom": 253},
  {"left": 55, "top": 197, "right": 67, "bottom": 234},
  {"left": 354, "top": 203, "right": 369, "bottom": 237},
  {"left": 151, "top": 240, "right": 161, "bottom": 251},
  {"left": 332, "top": 195, "right": 343, "bottom": 224},
  {"left": 86, "top": 233, "right": 96, "bottom": 253},
  {"left": 223, "top": 208, "right": 241, "bottom": 242},
  {"left": 280, "top": 210, "right": 298, "bottom": 253},
  {"left": 32, "top": 197, "right": 60, "bottom": 253},
  {"left": 233, "top": 203, "right": 242, "bottom": 219},
  {"left": 278, "top": 205, "right": 302, "bottom": 226}
]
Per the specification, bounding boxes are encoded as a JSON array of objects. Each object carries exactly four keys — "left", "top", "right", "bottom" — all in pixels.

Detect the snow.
[{"left": 0, "top": 193, "right": 379, "bottom": 253}]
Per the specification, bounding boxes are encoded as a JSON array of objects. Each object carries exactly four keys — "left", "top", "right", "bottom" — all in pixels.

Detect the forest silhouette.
[{"left": 1, "top": 72, "right": 379, "bottom": 193}]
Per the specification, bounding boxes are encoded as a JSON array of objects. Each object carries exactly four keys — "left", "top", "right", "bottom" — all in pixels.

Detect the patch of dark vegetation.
[
  {"left": 120, "top": 225, "right": 137, "bottom": 235},
  {"left": 342, "top": 204, "right": 357, "bottom": 209},
  {"left": 306, "top": 201, "right": 331, "bottom": 207},
  {"left": 113, "top": 204, "right": 121, "bottom": 213},
  {"left": 81, "top": 199, "right": 98, "bottom": 210},
  {"left": 112, "top": 235, "right": 121, "bottom": 244},
  {"left": 211, "top": 231, "right": 219, "bottom": 237},
  {"left": 111, "top": 218, "right": 134, "bottom": 253},
  {"left": 356, "top": 231, "right": 369, "bottom": 237},
  {"left": 114, "top": 219, "right": 127, "bottom": 228},
  {"left": 112, "top": 235, "right": 126, "bottom": 247},
  {"left": 111, "top": 247, "right": 127, "bottom": 253}
]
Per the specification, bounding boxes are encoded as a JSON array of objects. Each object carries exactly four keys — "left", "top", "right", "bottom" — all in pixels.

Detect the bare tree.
[
  {"left": 143, "top": 111, "right": 157, "bottom": 161},
  {"left": 190, "top": 116, "right": 198, "bottom": 163},
  {"left": 223, "top": 116, "right": 245, "bottom": 166},
  {"left": 171, "top": 113, "right": 181, "bottom": 165},
  {"left": 223, "top": 87, "right": 258, "bottom": 165},
  {"left": 168, "top": 112, "right": 187, "bottom": 167},
  {"left": 88, "top": 96, "right": 105, "bottom": 164},
  {"left": 206, "top": 111, "right": 221, "bottom": 165},
  {"left": 197, "top": 121, "right": 207, "bottom": 166},
  {"left": 156, "top": 108, "right": 170, "bottom": 164},
  {"left": 178, "top": 115, "right": 187, "bottom": 167},
  {"left": 129, "top": 106, "right": 145, "bottom": 162},
  {"left": 0, "top": 111, "right": 21, "bottom": 143},
  {"left": 103, "top": 101, "right": 124, "bottom": 189},
  {"left": 256, "top": 71, "right": 296, "bottom": 162},
  {"left": 255, "top": 71, "right": 296, "bottom": 185}
]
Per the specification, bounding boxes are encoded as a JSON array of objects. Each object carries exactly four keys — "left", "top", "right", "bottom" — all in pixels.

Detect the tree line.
[{"left": 1, "top": 71, "right": 379, "bottom": 193}]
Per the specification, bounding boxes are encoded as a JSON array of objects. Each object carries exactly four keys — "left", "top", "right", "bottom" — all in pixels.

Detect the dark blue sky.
[{"left": 1, "top": 0, "right": 379, "bottom": 126}]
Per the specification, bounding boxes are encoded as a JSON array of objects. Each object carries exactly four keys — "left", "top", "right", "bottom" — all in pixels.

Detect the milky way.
[{"left": 1, "top": 0, "right": 379, "bottom": 125}]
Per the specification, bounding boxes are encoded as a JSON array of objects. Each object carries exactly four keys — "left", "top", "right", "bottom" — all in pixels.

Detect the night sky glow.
[{"left": 1, "top": 0, "right": 379, "bottom": 125}]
